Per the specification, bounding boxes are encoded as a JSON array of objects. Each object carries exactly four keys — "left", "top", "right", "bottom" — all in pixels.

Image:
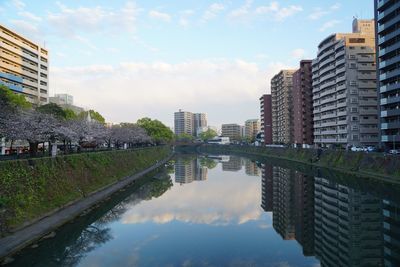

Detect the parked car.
[
  {"left": 350, "top": 146, "right": 363, "bottom": 152},
  {"left": 364, "top": 146, "right": 376, "bottom": 153},
  {"left": 389, "top": 149, "right": 400, "bottom": 155}
]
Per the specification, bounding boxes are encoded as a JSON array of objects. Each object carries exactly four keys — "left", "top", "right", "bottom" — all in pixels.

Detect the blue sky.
[{"left": 0, "top": 0, "right": 374, "bottom": 127}]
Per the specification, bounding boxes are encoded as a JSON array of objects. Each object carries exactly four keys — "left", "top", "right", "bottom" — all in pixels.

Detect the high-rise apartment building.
[
  {"left": 375, "top": 0, "right": 400, "bottom": 149},
  {"left": 174, "top": 110, "right": 207, "bottom": 137},
  {"left": 312, "top": 19, "right": 378, "bottom": 148},
  {"left": 0, "top": 24, "right": 49, "bottom": 105},
  {"left": 244, "top": 119, "right": 260, "bottom": 141},
  {"left": 193, "top": 113, "right": 207, "bottom": 136},
  {"left": 221, "top": 123, "right": 241, "bottom": 141},
  {"left": 260, "top": 94, "right": 273, "bottom": 145},
  {"left": 271, "top": 70, "right": 296, "bottom": 144},
  {"left": 293, "top": 60, "right": 313, "bottom": 146},
  {"left": 174, "top": 110, "right": 193, "bottom": 136}
]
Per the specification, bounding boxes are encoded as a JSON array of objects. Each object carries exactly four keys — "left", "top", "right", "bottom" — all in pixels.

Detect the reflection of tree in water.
[
  {"left": 199, "top": 157, "right": 218, "bottom": 169},
  {"left": 60, "top": 224, "right": 112, "bottom": 267},
  {"left": 9, "top": 172, "right": 173, "bottom": 267}
]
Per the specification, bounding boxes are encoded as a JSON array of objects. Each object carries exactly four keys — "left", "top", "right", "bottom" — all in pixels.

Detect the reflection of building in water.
[
  {"left": 293, "top": 171, "right": 314, "bottom": 256},
  {"left": 175, "top": 157, "right": 208, "bottom": 184},
  {"left": 175, "top": 158, "right": 194, "bottom": 184},
  {"left": 194, "top": 158, "right": 208, "bottom": 181},
  {"left": 314, "top": 177, "right": 383, "bottom": 267},
  {"left": 244, "top": 159, "right": 260, "bottom": 176},
  {"left": 382, "top": 199, "right": 400, "bottom": 267},
  {"left": 272, "top": 167, "right": 296, "bottom": 240},
  {"left": 261, "top": 164, "right": 273, "bottom": 212},
  {"left": 221, "top": 156, "right": 242, "bottom": 172}
]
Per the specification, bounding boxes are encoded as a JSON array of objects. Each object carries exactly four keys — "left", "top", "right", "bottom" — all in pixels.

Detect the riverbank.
[
  {"left": 0, "top": 146, "right": 171, "bottom": 239},
  {"left": 199, "top": 145, "right": 400, "bottom": 182}
]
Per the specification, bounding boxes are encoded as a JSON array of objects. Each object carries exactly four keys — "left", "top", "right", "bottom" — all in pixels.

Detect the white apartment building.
[{"left": 312, "top": 19, "right": 379, "bottom": 148}]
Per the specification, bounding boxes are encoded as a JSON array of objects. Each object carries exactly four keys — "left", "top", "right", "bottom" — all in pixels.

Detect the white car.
[
  {"left": 389, "top": 149, "right": 400, "bottom": 155},
  {"left": 350, "top": 146, "right": 363, "bottom": 152}
]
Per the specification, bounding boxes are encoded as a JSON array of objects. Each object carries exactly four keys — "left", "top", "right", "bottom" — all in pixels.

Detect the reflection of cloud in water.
[{"left": 121, "top": 169, "right": 262, "bottom": 225}]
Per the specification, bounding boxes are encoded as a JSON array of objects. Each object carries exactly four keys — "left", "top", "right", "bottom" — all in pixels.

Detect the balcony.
[
  {"left": 359, "top": 81, "right": 376, "bottom": 89},
  {"left": 357, "top": 55, "right": 374, "bottom": 63},
  {"left": 360, "top": 118, "right": 378, "bottom": 124},
  {"left": 380, "top": 82, "right": 400, "bottom": 93},
  {"left": 359, "top": 100, "right": 378, "bottom": 106},
  {"left": 381, "top": 134, "right": 400, "bottom": 142},
  {"left": 377, "top": 1, "right": 400, "bottom": 20},
  {"left": 0, "top": 80, "right": 23, "bottom": 92},
  {"left": 378, "top": 11, "right": 400, "bottom": 33},
  {"left": 358, "top": 73, "right": 375, "bottom": 80},
  {"left": 380, "top": 41, "right": 400, "bottom": 57},
  {"left": 360, "top": 128, "right": 379, "bottom": 134},
  {"left": 359, "top": 109, "right": 378, "bottom": 115},
  {"left": 379, "top": 27, "right": 400, "bottom": 46},
  {"left": 381, "top": 109, "right": 400, "bottom": 118},
  {"left": 359, "top": 90, "right": 378, "bottom": 97},
  {"left": 379, "top": 55, "right": 400, "bottom": 70},
  {"left": 380, "top": 95, "right": 400, "bottom": 106}
]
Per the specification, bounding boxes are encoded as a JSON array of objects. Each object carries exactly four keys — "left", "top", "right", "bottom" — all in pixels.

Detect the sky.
[{"left": 0, "top": 0, "right": 374, "bottom": 128}]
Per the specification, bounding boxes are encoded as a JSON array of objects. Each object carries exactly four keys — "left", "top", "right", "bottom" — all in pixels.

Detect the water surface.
[{"left": 7, "top": 154, "right": 400, "bottom": 267}]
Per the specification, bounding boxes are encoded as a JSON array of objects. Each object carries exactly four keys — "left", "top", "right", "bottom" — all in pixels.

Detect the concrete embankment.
[
  {"left": 0, "top": 146, "right": 172, "bottom": 259},
  {"left": 199, "top": 145, "right": 400, "bottom": 182}
]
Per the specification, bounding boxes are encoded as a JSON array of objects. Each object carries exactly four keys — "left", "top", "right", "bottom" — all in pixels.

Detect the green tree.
[
  {"left": 176, "top": 133, "right": 194, "bottom": 142},
  {"left": 64, "top": 108, "right": 78, "bottom": 120},
  {"left": 199, "top": 128, "right": 217, "bottom": 141},
  {"left": 0, "top": 84, "right": 31, "bottom": 109},
  {"left": 79, "top": 110, "right": 106, "bottom": 124},
  {"left": 137, "top": 117, "right": 174, "bottom": 144},
  {"left": 36, "top": 103, "right": 67, "bottom": 120}
]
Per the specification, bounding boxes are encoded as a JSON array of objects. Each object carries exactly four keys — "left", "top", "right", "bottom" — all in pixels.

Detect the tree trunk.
[
  {"left": 10, "top": 139, "right": 14, "bottom": 155},
  {"left": 29, "top": 141, "right": 38, "bottom": 157}
]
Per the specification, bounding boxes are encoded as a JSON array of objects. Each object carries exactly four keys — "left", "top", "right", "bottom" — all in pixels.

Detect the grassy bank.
[
  {"left": 200, "top": 145, "right": 400, "bottom": 181},
  {"left": 0, "top": 146, "right": 171, "bottom": 236}
]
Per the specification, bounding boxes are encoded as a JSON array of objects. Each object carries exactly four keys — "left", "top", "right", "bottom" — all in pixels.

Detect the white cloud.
[
  {"left": 121, "top": 165, "right": 263, "bottom": 226},
  {"left": 50, "top": 58, "right": 271, "bottom": 125},
  {"left": 319, "top": 19, "right": 341, "bottom": 32},
  {"left": 148, "top": 10, "right": 171, "bottom": 22},
  {"left": 179, "top": 9, "right": 194, "bottom": 28},
  {"left": 8, "top": 19, "right": 42, "bottom": 43},
  {"left": 228, "top": 0, "right": 253, "bottom": 20},
  {"left": 47, "top": 1, "right": 139, "bottom": 37},
  {"left": 11, "top": 0, "right": 25, "bottom": 10},
  {"left": 255, "top": 1, "right": 303, "bottom": 21},
  {"left": 202, "top": 3, "right": 225, "bottom": 21},
  {"left": 330, "top": 3, "right": 341, "bottom": 10},
  {"left": 291, "top": 48, "right": 306, "bottom": 59},
  {"left": 307, "top": 8, "right": 328, "bottom": 20},
  {"left": 18, "top": 11, "right": 42, "bottom": 21}
]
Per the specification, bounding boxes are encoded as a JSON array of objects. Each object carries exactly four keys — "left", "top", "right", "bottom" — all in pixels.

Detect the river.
[{"left": 6, "top": 153, "right": 400, "bottom": 267}]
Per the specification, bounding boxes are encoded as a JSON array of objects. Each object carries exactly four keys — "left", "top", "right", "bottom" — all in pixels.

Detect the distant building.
[
  {"left": 221, "top": 123, "right": 241, "bottom": 141},
  {"left": 193, "top": 113, "right": 207, "bottom": 136},
  {"left": 312, "top": 19, "right": 378, "bottom": 148},
  {"left": 271, "top": 70, "right": 296, "bottom": 144},
  {"left": 174, "top": 110, "right": 207, "bottom": 136},
  {"left": 245, "top": 119, "right": 261, "bottom": 141},
  {"left": 260, "top": 94, "right": 273, "bottom": 145},
  {"left": 375, "top": 0, "right": 400, "bottom": 149},
  {"left": 174, "top": 110, "right": 193, "bottom": 136},
  {"left": 49, "top": 93, "right": 84, "bottom": 114},
  {"left": 292, "top": 60, "right": 313, "bottom": 146},
  {"left": 0, "top": 24, "right": 49, "bottom": 105}
]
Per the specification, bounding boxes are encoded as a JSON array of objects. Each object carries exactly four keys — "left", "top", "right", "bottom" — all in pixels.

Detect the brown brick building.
[
  {"left": 292, "top": 60, "right": 313, "bottom": 146},
  {"left": 260, "top": 94, "right": 272, "bottom": 144}
]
